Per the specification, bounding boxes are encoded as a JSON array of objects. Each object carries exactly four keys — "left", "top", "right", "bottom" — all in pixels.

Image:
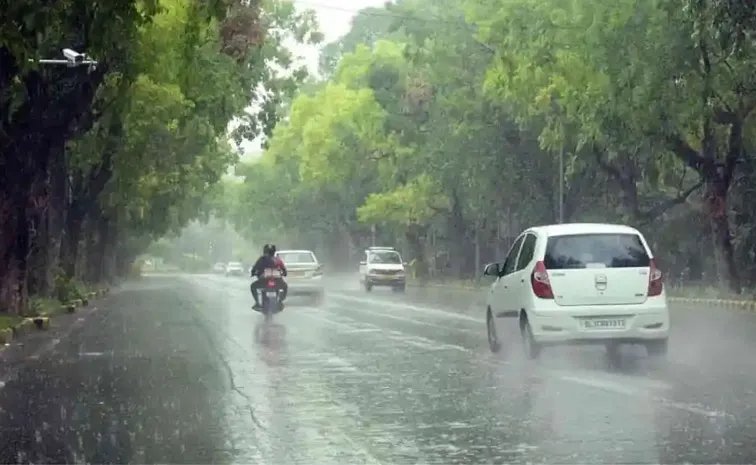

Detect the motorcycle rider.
[{"left": 250, "top": 244, "right": 288, "bottom": 310}]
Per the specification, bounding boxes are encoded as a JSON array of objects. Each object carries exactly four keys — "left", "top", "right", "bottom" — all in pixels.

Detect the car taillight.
[
  {"left": 648, "top": 258, "right": 663, "bottom": 297},
  {"left": 314, "top": 264, "right": 323, "bottom": 276},
  {"left": 531, "top": 261, "right": 554, "bottom": 299}
]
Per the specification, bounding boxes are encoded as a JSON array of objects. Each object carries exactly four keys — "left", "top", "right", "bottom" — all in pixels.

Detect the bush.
[
  {"left": 27, "top": 296, "right": 59, "bottom": 317},
  {"left": 53, "top": 271, "right": 84, "bottom": 303}
]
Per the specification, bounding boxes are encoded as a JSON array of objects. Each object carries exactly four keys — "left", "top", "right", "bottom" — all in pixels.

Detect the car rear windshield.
[
  {"left": 369, "top": 251, "right": 401, "bottom": 264},
  {"left": 544, "top": 233, "right": 650, "bottom": 270},
  {"left": 277, "top": 252, "right": 315, "bottom": 264},
  {"left": 228, "top": 262, "right": 242, "bottom": 268}
]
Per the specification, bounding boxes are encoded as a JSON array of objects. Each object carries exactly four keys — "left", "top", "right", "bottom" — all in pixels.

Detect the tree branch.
[
  {"left": 666, "top": 134, "right": 706, "bottom": 173},
  {"left": 637, "top": 180, "right": 704, "bottom": 224},
  {"left": 592, "top": 146, "right": 623, "bottom": 180}
]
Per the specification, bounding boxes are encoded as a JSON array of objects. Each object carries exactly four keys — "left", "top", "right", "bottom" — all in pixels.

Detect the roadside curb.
[
  {"left": 406, "top": 282, "right": 756, "bottom": 312},
  {"left": 4, "top": 287, "right": 111, "bottom": 342}
]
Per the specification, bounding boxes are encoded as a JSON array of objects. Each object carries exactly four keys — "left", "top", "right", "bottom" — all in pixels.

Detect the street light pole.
[{"left": 558, "top": 144, "right": 565, "bottom": 224}]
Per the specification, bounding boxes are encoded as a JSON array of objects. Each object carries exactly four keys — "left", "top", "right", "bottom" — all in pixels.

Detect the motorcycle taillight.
[{"left": 267, "top": 281, "right": 276, "bottom": 287}]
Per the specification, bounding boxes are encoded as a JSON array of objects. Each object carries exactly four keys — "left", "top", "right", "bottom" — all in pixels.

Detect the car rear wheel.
[
  {"left": 313, "top": 292, "right": 325, "bottom": 306},
  {"left": 365, "top": 282, "right": 373, "bottom": 292},
  {"left": 486, "top": 310, "right": 501, "bottom": 353},
  {"left": 645, "top": 339, "right": 668, "bottom": 358},
  {"left": 520, "top": 316, "right": 541, "bottom": 360}
]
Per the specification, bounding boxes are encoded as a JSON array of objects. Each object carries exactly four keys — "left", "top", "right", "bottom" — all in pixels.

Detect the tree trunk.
[
  {"left": 101, "top": 218, "right": 118, "bottom": 283},
  {"left": 61, "top": 202, "right": 86, "bottom": 277},
  {"left": 27, "top": 207, "right": 51, "bottom": 297},
  {"left": 84, "top": 211, "right": 113, "bottom": 283},
  {"left": 445, "top": 190, "right": 467, "bottom": 278},
  {"left": 0, "top": 189, "right": 30, "bottom": 315},
  {"left": 27, "top": 148, "right": 67, "bottom": 296},
  {"left": 405, "top": 224, "right": 428, "bottom": 280},
  {"left": 705, "top": 178, "right": 740, "bottom": 294}
]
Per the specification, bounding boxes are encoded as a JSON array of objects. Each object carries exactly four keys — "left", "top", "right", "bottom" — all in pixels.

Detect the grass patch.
[
  {"left": 28, "top": 296, "right": 67, "bottom": 317},
  {"left": 0, "top": 314, "right": 23, "bottom": 331}
]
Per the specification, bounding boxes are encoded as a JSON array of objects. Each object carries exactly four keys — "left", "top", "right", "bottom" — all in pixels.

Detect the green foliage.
[
  {"left": 220, "top": 0, "right": 756, "bottom": 291},
  {"left": 0, "top": 0, "right": 322, "bottom": 314},
  {"left": 53, "top": 272, "right": 84, "bottom": 303}
]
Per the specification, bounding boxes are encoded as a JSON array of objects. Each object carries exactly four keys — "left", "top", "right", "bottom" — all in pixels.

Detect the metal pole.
[
  {"left": 558, "top": 144, "right": 565, "bottom": 224},
  {"left": 370, "top": 224, "right": 376, "bottom": 247}
]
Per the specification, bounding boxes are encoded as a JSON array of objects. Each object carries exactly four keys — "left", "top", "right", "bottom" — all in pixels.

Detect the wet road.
[{"left": 2, "top": 274, "right": 756, "bottom": 464}]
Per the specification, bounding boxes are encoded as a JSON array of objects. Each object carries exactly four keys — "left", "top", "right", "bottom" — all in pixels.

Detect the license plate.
[
  {"left": 289, "top": 271, "right": 304, "bottom": 277},
  {"left": 264, "top": 291, "right": 277, "bottom": 298},
  {"left": 582, "top": 318, "right": 625, "bottom": 330}
]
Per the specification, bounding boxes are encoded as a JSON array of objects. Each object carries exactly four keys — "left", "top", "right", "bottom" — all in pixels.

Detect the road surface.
[{"left": 1, "top": 273, "right": 756, "bottom": 464}]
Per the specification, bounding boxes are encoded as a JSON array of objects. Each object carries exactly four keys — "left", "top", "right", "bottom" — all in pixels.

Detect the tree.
[
  {"left": 465, "top": 0, "right": 756, "bottom": 292},
  {"left": 0, "top": 0, "right": 321, "bottom": 315},
  {"left": 230, "top": 0, "right": 756, "bottom": 295}
]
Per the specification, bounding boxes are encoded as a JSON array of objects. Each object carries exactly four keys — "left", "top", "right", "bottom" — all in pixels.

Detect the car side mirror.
[
  {"left": 360, "top": 261, "right": 366, "bottom": 266},
  {"left": 403, "top": 261, "right": 408, "bottom": 266},
  {"left": 483, "top": 262, "right": 500, "bottom": 276}
]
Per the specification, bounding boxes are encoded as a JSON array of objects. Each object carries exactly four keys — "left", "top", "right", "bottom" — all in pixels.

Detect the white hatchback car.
[{"left": 484, "top": 223, "right": 669, "bottom": 360}]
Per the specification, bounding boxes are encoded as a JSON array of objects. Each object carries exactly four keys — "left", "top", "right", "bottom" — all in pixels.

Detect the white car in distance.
[
  {"left": 225, "top": 261, "right": 245, "bottom": 277},
  {"left": 484, "top": 223, "right": 669, "bottom": 360},
  {"left": 359, "top": 246, "right": 407, "bottom": 292},
  {"left": 275, "top": 250, "right": 325, "bottom": 305}
]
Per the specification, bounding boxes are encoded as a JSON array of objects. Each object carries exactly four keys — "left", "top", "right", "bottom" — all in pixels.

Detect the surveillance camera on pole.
[
  {"left": 29, "top": 48, "right": 99, "bottom": 73},
  {"left": 62, "top": 48, "right": 85, "bottom": 65}
]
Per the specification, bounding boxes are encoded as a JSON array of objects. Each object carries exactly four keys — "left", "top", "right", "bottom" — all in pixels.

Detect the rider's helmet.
[
  {"left": 263, "top": 244, "right": 272, "bottom": 255},
  {"left": 267, "top": 244, "right": 277, "bottom": 256}
]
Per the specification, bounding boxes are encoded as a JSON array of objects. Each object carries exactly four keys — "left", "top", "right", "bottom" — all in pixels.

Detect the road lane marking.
[
  {"left": 299, "top": 310, "right": 474, "bottom": 354},
  {"left": 325, "top": 302, "right": 481, "bottom": 335},
  {"left": 327, "top": 293, "right": 482, "bottom": 323},
  {"left": 557, "top": 373, "right": 728, "bottom": 418}
]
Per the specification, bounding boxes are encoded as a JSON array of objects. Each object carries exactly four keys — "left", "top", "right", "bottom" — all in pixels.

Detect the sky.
[{"left": 234, "top": 0, "right": 386, "bottom": 164}]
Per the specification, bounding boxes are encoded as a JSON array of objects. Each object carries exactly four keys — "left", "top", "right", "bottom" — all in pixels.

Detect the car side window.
[
  {"left": 515, "top": 234, "right": 537, "bottom": 271},
  {"left": 501, "top": 235, "right": 525, "bottom": 276}
]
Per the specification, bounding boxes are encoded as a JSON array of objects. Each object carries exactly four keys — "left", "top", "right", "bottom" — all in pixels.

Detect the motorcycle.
[{"left": 259, "top": 268, "right": 284, "bottom": 321}]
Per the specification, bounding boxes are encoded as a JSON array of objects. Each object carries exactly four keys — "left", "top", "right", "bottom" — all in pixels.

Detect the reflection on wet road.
[{"left": 2, "top": 273, "right": 756, "bottom": 463}]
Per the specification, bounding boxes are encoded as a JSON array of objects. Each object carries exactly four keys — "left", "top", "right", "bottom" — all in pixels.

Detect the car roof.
[
  {"left": 527, "top": 223, "right": 641, "bottom": 237},
  {"left": 276, "top": 250, "right": 315, "bottom": 255}
]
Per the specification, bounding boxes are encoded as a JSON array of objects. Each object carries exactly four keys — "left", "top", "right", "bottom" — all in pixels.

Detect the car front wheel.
[{"left": 486, "top": 310, "right": 501, "bottom": 353}]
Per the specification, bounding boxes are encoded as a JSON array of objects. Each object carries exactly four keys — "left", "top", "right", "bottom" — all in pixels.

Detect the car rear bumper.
[
  {"left": 366, "top": 276, "right": 406, "bottom": 286},
  {"left": 226, "top": 270, "right": 244, "bottom": 276},
  {"left": 527, "top": 305, "right": 669, "bottom": 344},
  {"left": 286, "top": 277, "right": 324, "bottom": 295}
]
